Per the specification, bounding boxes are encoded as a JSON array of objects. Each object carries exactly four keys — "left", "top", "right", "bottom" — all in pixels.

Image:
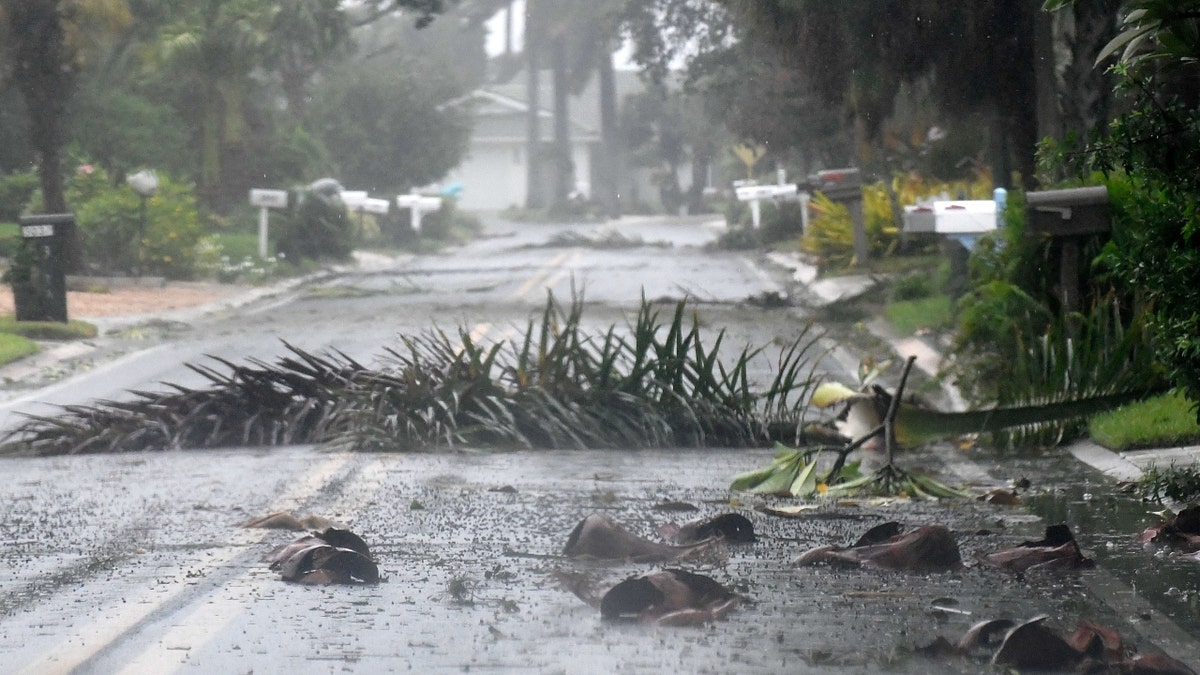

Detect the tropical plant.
[
  {"left": 146, "top": 0, "right": 272, "bottom": 201},
  {"left": 58, "top": 164, "right": 206, "bottom": 278},
  {"left": 0, "top": 295, "right": 826, "bottom": 455}
]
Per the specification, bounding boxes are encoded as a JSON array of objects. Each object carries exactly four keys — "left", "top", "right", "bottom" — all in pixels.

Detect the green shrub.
[
  {"left": 0, "top": 170, "right": 37, "bottom": 222},
  {"left": 28, "top": 165, "right": 207, "bottom": 279},
  {"left": 68, "top": 168, "right": 206, "bottom": 279},
  {"left": 277, "top": 185, "right": 352, "bottom": 262},
  {"left": 890, "top": 273, "right": 934, "bottom": 302},
  {"left": 413, "top": 199, "right": 479, "bottom": 243}
]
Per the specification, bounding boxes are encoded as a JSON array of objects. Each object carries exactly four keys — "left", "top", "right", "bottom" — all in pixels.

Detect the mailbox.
[
  {"left": 904, "top": 200, "right": 997, "bottom": 235},
  {"left": 1026, "top": 186, "right": 1109, "bottom": 237},
  {"left": 735, "top": 183, "right": 797, "bottom": 202},
  {"left": 808, "top": 168, "right": 862, "bottom": 201},
  {"left": 396, "top": 193, "right": 443, "bottom": 233},
  {"left": 13, "top": 213, "right": 72, "bottom": 322}
]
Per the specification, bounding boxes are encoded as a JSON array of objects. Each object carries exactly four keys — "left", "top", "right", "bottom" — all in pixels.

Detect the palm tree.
[
  {"left": 263, "top": 0, "right": 351, "bottom": 121},
  {"left": 148, "top": 0, "right": 271, "bottom": 202}
]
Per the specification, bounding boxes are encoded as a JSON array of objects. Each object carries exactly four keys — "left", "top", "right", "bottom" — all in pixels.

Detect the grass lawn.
[
  {"left": 211, "top": 231, "right": 267, "bottom": 260},
  {"left": 0, "top": 316, "right": 97, "bottom": 340},
  {"left": 0, "top": 333, "right": 39, "bottom": 367},
  {"left": 884, "top": 295, "right": 954, "bottom": 336},
  {"left": 1088, "top": 390, "right": 1200, "bottom": 451}
]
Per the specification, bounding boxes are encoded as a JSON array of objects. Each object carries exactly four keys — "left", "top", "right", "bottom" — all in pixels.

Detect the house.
[{"left": 444, "top": 68, "right": 653, "bottom": 213}]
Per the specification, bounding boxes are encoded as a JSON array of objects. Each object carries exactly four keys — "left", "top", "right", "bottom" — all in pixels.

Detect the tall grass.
[
  {"left": 0, "top": 294, "right": 826, "bottom": 455},
  {"left": 991, "top": 293, "right": 1164, "bottom": 446}
]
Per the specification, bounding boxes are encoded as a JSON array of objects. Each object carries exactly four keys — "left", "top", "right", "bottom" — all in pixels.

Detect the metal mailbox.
[
  {"left": 14, "top": 213, "right": 72, "bottom": 322},
  {"left": 808, "top": 168, "right": 861, "bottom": 201},
  {"left": 1026, "top": 186, "right": 1109, "bottom": 237},
  {"left": 902, "top": 205, "right": 936, "bottom": 233}
]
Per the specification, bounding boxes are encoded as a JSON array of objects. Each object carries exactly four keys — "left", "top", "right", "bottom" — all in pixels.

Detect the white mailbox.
[
  {"left": 361, "top": 197, "right": 390, "bottom": 215},
  {"left": 734, "top": 182, "right": 798, "bottom": 229},
  {"left": 735, "top": 183, "right": 797, "bottom": 202},
  {"left": 903, "top": 200, "right": 996, "bottom": 235},
  {"left": 249, "top": 188, "right": 288, "bottom": 209},
  {"left": 396, "top": 193, "right": 443, "bottom": 233},
  {"left": 902, "top": 205, "right": 936, "bottom": 233},
  {"left": 340, "top": 190, "right": 369, "bottom": 210},
  {"left": 248, "top": 188, "right": 290, "bottom": 259}
]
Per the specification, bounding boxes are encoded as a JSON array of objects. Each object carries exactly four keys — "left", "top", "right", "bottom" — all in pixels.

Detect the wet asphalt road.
[{"left": 0, "top": 215, "right": 1198, "bottom": 673}]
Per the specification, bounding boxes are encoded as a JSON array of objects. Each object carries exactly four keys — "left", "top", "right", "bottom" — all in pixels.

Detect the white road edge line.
[{"left": 19, "top": 452, "right": 356, "bottom": 675}]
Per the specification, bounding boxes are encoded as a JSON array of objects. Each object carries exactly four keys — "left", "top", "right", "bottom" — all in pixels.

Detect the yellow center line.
[
  {"left": 511, "top": 251, "right": 570, "bottom": 299},
  {"left": 113, "top": 456, "right": 400, "bottom": 675}
]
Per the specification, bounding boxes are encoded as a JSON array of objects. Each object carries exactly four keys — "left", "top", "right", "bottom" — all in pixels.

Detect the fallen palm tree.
[
  {"left": 732, "top": 353, "right": 1164, "bottom": 499},
  {"left": 0, "top": 294, "right": 826, "bottom": 455}
]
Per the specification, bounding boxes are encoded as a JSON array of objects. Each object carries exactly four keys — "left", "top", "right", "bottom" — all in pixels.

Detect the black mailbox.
[
  {"left": 808, "top": 168, "right": 862, "bottom": 202},
  {"left": 13, "top": 213, "right": 72, "bottom": 322},
  {"left": 1026, "top": 186, "right": 1109, "bottom": 237}
]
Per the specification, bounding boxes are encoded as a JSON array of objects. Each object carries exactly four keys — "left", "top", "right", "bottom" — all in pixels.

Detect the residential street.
[{"left": 0, "top": 215, "right": 1197, "bottom": 674}]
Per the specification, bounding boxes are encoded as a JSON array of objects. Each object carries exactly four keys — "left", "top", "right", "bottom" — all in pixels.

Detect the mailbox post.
[
  {"left": 249, "top": 189, "right": 289, "bottom": 258},
  {"left": 1025, "top": 186, "right": 1110, "bottom": 314},
  {"left": 734, "top": 181, "right": 798, "bottom": 229},
  {"left": 13, "top": 213, "right": 72, "bottom": 322},
  {"left": 396, "top": 193, "right": 443, "bottom": 234},
  {"left": 808, "top": 168, "right": 865, "bottom": 266}
]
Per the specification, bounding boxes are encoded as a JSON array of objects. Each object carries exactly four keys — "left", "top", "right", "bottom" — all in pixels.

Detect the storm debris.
[
  {"left": 919, "top": 615, "right": 1197, "bottom": 674},
  {"left": 980, "top": 524, "right": 1095, "bottom": 573},
  {"left": 563, "top": 514, "right": 726, "bottom": 563},
  {"left": 262, "top": 528, "right": 379, "bottom": 585},
  {"left": 659, "top": 513, "right": 757, "bottom": 545},
  {"left": 792, "top": 522, "right": 963, "bottom": 573},
  {"left": 1139, "top": 505, "right": 1200, "bottom": 554},
  {"left": 241, "top": 511, "right": 344, "bottom": 531},
  {"left": 599, "top": 569, "right": 740, "bottom": 626}
]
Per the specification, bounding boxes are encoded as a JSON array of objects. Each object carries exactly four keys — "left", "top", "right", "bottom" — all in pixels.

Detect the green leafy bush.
[
  {"left": 1040, "top": 63, "right": 1200, "bottom": 420},
  {"left": 276, "top": 185, "right": 352, "bottom": 262},
  {"left": 63, "top": 166, "right": 206, "bottom": 279},
  {"left": 890, "top": 273, "right": 934, "bottom": 302},
  {"left": 0, "top": 170, "right": 38, "bottom": 222}
]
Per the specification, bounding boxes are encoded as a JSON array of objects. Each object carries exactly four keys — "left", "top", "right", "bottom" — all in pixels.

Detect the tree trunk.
[
  {"left": 551, "top": 36, "right": 573, "bottom": 210},
  {"left": 597, "top": 46, "right": 620, "bottom": 218},
  {"left": 5, "top": 0, "right": 83, "bottom": 272},
  {"left": 524, "top": 0, "right": 544, "bottom": 210},
  {"left": 1060, "top": 0, "right": 1119, "bottom": 140}
]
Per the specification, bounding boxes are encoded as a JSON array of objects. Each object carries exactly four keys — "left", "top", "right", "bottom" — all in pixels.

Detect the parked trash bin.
[{"left": 12, "top": 213, "right": 72, "bottom": 322}]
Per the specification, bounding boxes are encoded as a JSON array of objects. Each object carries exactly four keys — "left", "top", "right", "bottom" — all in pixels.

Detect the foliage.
[
  {"left": 1082, "top": 0, "right": 1200, "bottom": 69},
  {"left": 411, "top": 199, "right": 481, "bottom": 243},
  {"left": 710, "top": 1, "right": 1041, "bottom": 183},
  {"left": 1036, "top": 57, "right": 1200, "bottom": 420},
  {"left": 1089, "top": 390, "right": 1200, "bottom": 451},
  {"left": 307, "top": 61, "right": 471, "bottom": 196},
  {"left": 890, "top": 273, "right": 935, "bottom": 302},
  {"left": 0, "top": 170, "right": 38, "bottom": 222},
  {"left": 55, "top": 165, "right": 206, "bottom": 279},
  {"left": 276, "top": 186, "right": 352, "bottom": 262},
  {"left": 801, "top": 172, "right": 992, "bottom": 269},
  {"left": 0, "top": 295, "right": 827, "bottom": 455},
  {"left": 1135, "top": 464, "right": 1200, "bottom": 504}
]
